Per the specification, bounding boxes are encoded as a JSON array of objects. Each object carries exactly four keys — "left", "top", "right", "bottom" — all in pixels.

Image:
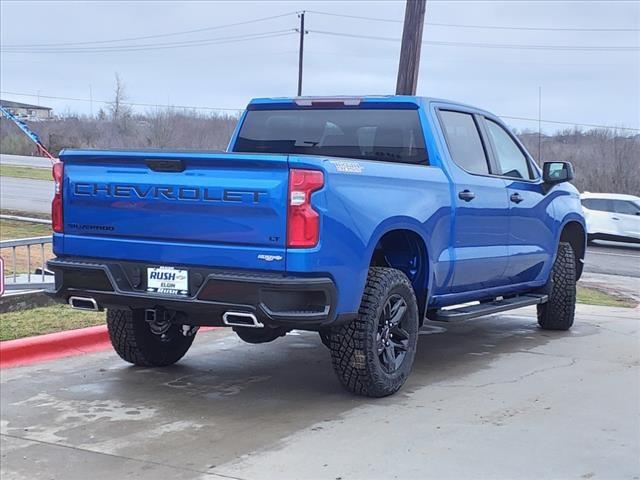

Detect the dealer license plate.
[{"left": 147, "top": 266, "right": 189, "bottom": 296}]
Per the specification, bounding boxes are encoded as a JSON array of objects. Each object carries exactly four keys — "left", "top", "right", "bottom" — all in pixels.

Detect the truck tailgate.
[{"left": 58, "top": 150, "right": 289, "bottom": 270}]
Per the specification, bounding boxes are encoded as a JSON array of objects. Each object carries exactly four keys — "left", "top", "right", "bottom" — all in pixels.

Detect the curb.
[
  {"left": 0, "top": 325, "right": 220, "bottom": 369},
  {"left": 0, "top": 325, "right": 111, "bottom": 369}
]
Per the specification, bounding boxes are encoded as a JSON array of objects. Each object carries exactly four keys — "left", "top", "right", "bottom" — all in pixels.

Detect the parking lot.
[{"left": 1, "top": 303, "right": 638, "bottom": 480}]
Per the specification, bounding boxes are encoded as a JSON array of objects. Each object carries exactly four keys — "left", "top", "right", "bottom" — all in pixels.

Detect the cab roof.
[{"left": 247, "top": 95, "right": 493, "bottom": 116}]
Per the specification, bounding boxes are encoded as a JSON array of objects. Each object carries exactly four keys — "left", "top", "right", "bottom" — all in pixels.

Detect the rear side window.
[
  {"left": 582, "top": 198, "right": 614, "bottom": 212},
  {"left": 485, "top": 119, "right": 535, "bottom": 180},
  {"left": 438, "top": 110, "right": 489, "bottom": 175},
  {"left": 234, "top": 108, "right": 428, "bottom": 165},
  {"left": 613, "top": 200, "right": 640, "bottom": 215}
]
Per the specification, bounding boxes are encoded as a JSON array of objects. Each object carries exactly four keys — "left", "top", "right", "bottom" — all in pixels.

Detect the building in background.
[{"left": 0, "top": 99, "right": 53, "bottom": 121}]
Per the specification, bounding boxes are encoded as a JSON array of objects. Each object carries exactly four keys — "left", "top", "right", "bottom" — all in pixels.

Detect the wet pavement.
[{"left": 1, "top": 304, "right": 639, "bottom": 479}]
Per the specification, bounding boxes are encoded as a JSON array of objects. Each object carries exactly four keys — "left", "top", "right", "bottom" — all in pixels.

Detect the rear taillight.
[
  {"left": 287, "top": 169, "right": 324, "bottom": 248},
  {"left": 52, "top": 161, "right": 63, "bottom": 233}
]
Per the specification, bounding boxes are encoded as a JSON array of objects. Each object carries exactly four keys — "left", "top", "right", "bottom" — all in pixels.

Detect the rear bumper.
[{"left": 46, "top": 257, "right": 355, "bottom": 330}]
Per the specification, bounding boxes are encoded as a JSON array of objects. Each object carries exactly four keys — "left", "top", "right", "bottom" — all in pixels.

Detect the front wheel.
[
  {"left": 329, "top": 267, "right": 419, "bottom": 397},
  {"left": 107, "top": 309, "right": 195, "bottom": 367},
  {"left": 537, "top": 242, "right": 577, "bottom": 331}
]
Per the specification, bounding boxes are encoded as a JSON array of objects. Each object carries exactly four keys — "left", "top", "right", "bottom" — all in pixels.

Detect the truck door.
[
  {"left": 437, "top": 109, "right": 511, "bottom": 293},
  {"left": 481, "top": 117, "right": 555, "bottom": 285}
]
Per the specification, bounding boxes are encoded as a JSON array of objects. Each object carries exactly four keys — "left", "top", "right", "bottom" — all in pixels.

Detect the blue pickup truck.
[{"left": 48, "top": 96, "right": 585, "bottom": 397}]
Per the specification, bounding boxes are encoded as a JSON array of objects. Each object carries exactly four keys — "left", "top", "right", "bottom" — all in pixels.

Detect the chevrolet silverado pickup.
[{"left": 47, "top": 96, "right": 586, "bottom": 397}]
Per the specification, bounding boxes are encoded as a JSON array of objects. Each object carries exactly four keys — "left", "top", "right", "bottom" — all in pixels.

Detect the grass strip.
[
  {"left": 0, "top": 165, "right": 51, "bottom": 181},
  {"left": 0, "top": 305, "right": 105, "bottom": 342}
]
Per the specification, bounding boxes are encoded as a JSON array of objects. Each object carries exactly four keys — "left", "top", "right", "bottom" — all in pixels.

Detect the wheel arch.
[
  {"left": 367, "top": 223, "right": 431, "bottom": 321},
  {"left": 559, "top": 219, "right": 586, "bottom": 280}
]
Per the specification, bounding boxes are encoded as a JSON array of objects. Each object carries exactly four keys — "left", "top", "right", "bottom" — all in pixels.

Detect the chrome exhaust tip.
[
  {"left": 222, "top": 311, "right": 264, "bottom": 329},
  {"left": 68, "top": 296, "right": 100, "bottom": 312}
]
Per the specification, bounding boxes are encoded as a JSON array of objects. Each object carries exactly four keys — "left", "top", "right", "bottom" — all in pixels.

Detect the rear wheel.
[
  {"left": 537, "top": 242, "right": 576, "bottom": 331},
  {"left": 329, "top": 267, "right": 419, "bottom": 397},
  {"left": 107, "top": 309, "right": 195, "bottom": 367}
]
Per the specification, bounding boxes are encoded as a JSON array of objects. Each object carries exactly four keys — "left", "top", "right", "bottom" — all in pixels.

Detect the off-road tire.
[
  {"left": 329, "top": 267, "right": 419, "bottom": 397},
  {"left": 233, "top": 326, "right": 287, "bottom": 344},
  {"left": 107, "top": 309, "right": 195, "bottom": 366},
  {"left": 537, "top": 242, "right": 576, "bottom": 331}
]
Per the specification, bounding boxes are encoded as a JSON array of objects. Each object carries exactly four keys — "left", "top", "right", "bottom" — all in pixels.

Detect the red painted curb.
[
  {"left": 0, "top": 325, "right": 220, "bottom": 369},
  {"left": 0, "top": 325, "right": 111, "bottom": 369}
]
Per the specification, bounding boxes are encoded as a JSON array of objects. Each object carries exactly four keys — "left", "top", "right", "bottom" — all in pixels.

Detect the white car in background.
[{"left": 580, "top": 193, "right": 640, "bottom": 244}]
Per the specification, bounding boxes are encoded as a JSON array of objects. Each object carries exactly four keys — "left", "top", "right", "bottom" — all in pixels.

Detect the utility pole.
[
  {"left": 89, "top": 84, "right": 93, "bottom": 118},
  {"left": 396, "top": 0, "right": 427, "bottom": 95},
  {"left": 297, "top": 11, "right": 305, "bottom": 96},
  {"left": 538, "top": 86, "right": 542, "bottom": 164}
]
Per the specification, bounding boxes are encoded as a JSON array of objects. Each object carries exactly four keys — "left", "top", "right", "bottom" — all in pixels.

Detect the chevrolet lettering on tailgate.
[{"left": 73, "top": 183, "right": 268, "bottom": 204}]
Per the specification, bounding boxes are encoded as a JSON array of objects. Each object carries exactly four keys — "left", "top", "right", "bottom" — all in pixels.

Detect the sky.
[{"left": 1, "top": 0, "right": 639, "bottom": 133}]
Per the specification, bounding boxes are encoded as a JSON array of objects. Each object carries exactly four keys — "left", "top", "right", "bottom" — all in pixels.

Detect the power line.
[
  {"left": 306, "top": 10, "right": 640, "bottom": 32},
  {"left": 2, "top": 90, "right": 638, "bottom": 132},
  {"left": 0, "top": 91, "right": 244, "bottom": 112},
  {"left": 1, "top": 31, "right": 297, "bottom": 54},
  {"left": 4, "top": 18, "right": 636, "bottom": 55},
  {"left": 2, "top": 12, "right": 298, "bottom": 48},
  {"left": 310, "top": 30, "right": 639, "bottom": 52},
  {"left": 500, "top": 115, "right": 639, "bottom": 132}
]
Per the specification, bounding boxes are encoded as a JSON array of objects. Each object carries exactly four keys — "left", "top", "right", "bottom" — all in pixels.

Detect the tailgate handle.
[{"left": 146, "top": 159, "right": 185, "bottom": 172}]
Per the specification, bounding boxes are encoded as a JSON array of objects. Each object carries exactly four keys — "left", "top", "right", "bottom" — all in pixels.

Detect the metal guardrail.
[
  {"left": 1, "top": 235, "right": 54, "bottom": 291},
  {"left": 0, "top": 214, "right": 51, "bottom": 225}
]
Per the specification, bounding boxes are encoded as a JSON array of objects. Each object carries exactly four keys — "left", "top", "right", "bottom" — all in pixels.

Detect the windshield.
[{"left": 233, "top": 108, "right": 428, "bottom": 165}]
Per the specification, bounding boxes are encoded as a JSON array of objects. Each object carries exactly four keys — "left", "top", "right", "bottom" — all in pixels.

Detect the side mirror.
[{"left": 543, "top": 161, "right": 574, "bottom": 185}]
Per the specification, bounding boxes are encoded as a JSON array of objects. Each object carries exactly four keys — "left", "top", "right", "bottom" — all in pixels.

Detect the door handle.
[
  {"left": 612, "top": 217, "right": 620, "bottom": 221},
  {"left": 510, "top": 193, "right": 524, "bottom": 204},
  {"left": 458, "top": 190, "right": 475, "bottom": 202}
]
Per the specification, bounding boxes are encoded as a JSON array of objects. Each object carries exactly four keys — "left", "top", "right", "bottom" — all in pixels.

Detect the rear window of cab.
[{"left": 233, "top": 108, "right": 428, "bottom": 165}]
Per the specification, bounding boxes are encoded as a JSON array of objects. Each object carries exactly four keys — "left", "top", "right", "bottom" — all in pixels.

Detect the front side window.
[
  {"left": 234, "top": 108, "right": 427, "bottom": 165},
  {"left": 485, "top": 119, "right": 534, "bottom": 180},
  {"left": 439, "top": 110, "right": 489, "bottom": 175}
]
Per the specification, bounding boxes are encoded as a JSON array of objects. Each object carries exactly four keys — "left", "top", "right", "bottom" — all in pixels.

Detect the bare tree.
[
  {"left": 108, "top": 73, "right": 132, "bottom": 129},
  {"left": 146, "top": 109, "right": 176, "bottom": 148}
]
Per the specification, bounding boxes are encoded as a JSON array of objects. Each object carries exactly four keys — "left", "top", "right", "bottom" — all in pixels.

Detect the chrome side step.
[{"left": 428, "top": 294, "right": 548, "bottom": 322}]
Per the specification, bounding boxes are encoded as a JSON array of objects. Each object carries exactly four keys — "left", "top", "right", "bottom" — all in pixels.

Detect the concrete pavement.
[
  {"left": 1, "top": 304, "right": 638, "bottom": 479},
  {"left": 0, "top": 176, "right": 52, "bottom": 214},
  {"left": 585, "top": 242, "right": 640, "bottom": 278},
  {"left": 0, "top": 154, "right": 52, "bottom": 169},
  {"left": 0, "top": 153, "right": 52, "bottom": 214}
]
